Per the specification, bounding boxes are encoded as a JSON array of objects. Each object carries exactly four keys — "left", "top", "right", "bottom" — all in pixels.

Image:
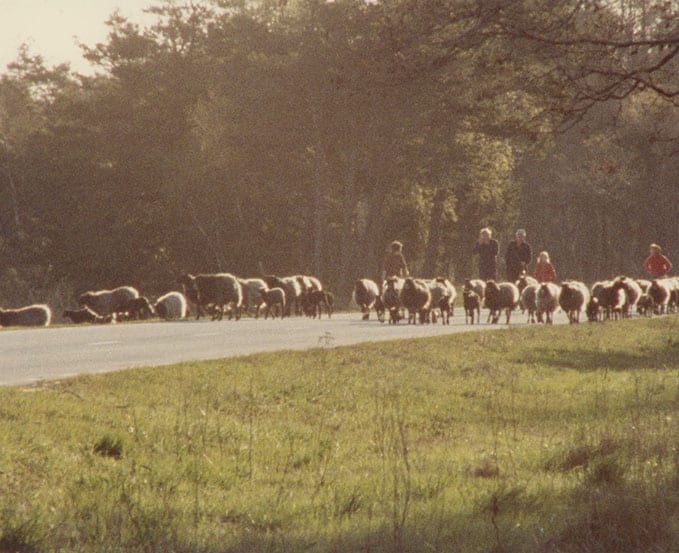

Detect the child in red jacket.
[
  {"left": 534, "top": 251, "right": 557, "bottom": 283},
  {"left": 644, "top": 243, "right": 673, "bottom": 278}
]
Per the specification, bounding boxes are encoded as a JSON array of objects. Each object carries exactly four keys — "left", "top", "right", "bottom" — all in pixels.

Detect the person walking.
[
  {"left": 534, "top": 251, "right": 557, "bottom": 283},
  {"left": 644, "top": 243, "right": 672, "bottom": 278},
  {"left": 381, "top": 240, "right": 410, "bottom": 282},
  {"left": 505, "top": 228, "right": 532, "bottom": 282},
  {"left": 472, "top": 227, "right": 499, "bottom": 281}
]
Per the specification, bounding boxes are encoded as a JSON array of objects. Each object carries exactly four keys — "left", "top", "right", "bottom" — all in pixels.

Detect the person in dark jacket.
[
  {"left": 472, "top": 227, "right": 499, "bottom": 281},
  {"left": 505, "top": 228, "right": 532, "bottom": 282},
  {"left": 381, "top": 240, "right": 410, "bottom": 283}
]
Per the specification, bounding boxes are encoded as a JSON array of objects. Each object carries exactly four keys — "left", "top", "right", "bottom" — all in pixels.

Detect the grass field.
[{"left": 0, "top": 317, "right": 677, "bottom": 553}]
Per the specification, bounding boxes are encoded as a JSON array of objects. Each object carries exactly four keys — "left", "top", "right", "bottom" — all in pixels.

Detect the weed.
[{"left": 92, "top": 434, "right": 123, "bottom": 459}]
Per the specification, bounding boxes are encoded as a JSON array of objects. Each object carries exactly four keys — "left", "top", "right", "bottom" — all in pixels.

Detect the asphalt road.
[{"left": 0, "top": 310, "right": 567, "bottom": 386}]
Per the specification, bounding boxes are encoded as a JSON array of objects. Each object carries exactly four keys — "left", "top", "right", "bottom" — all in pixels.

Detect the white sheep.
[
  {"left": 536, "top": 282, "right": 561, "bottom": 324},
  {"left": 558, "top": 281, "right": 590, "bottom": 323},
  {"left": 0, "top": 304, "right": 52, "bottom": 327},
  {"left": 352, "top": 278, "right": 380, "bottom": 320},
  {"left": 239, "top": 278, "right": 269, "bottom": 318},
  {"left": 78, "top": 285, "right": 140, "bottom": 317},
  {"left": 154, "top": 291, "right": 188, "bottom": 320}
]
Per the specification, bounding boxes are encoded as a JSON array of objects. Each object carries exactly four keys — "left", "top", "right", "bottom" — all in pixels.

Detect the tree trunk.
[
  {"left": 422, "top": 187, "right": 448, "bottom": 277},
  {"left": 337, "top": 146, "right": 358, "bottom": 303}
]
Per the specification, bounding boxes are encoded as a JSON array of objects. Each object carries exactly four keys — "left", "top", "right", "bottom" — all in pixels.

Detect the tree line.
[{"left": 0, "top": 0, "right": 677, "bottom": 309}]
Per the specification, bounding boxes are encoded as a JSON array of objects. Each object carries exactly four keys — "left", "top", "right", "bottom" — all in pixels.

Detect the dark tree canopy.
[{"left": 0, "top": 0, "right": 676, "bottom": 309}]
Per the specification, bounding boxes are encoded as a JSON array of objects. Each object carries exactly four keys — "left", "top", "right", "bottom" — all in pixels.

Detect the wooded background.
[{"left": 1, "top": 0, "right": 677, "bottom": 308}]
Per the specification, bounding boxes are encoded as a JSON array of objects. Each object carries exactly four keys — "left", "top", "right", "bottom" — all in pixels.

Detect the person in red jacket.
[
  {"left": 534, "top": 251, "right": 557, "bottom": 283},
  {"left": 644, "top": 243, "right": 673, "bottom": 278}
]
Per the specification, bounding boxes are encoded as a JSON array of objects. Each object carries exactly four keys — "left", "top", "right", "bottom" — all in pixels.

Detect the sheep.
[
  {"left": 435, "top": 277, "right": 457, "bottom": 319},
  {"left": 260, "top": 287, "right": 286, "bottom": 319},
  {"left": 295, "top": 275, "right": 323, "bottom": 293},
  {"left": 636, "top": 293, "right": 654, "bottom": 317},
  {"left": 154, "top": 291, "right": 188, "bottom": 320},
  {"left": 281, "top": 276, "right": 304, "bottom": 316},
  {"left": 63, "top": 306, "right": 113, "bottom": 324},
  {"left": 536, "top": 282, "right": 561, "bottom": 324},
  {"left": 516, "top": 272, "right": 538, "bottom": 293},
  {"left": 635, "top": 279, "right": 652, "bottom": 294},
  {"left": 0, "top": 304, "right": 52, "bottom": 327},
  {"left": 648, "top": 279, "right": 671, "bottom": 314},
  {"left": 263, "top": 275, "right": 301, "bottom": 317},
  {"left": 612, "top": 276, "right": 642, "bottom": 318},
  {"left": 520, "top": 284, "right": 538, "bottom": 323},
  {"left": 668, "top": 277, "right": 679, "bottom": 313},
  {"left": 586, "top": 297, "right": 601, "bottom": 322},
  {"left": 422, "top": 278, "right": 448, "bottom": 324},
  {"left": 78, "top": 285, "right": 140, "bottom": 317},
  {"left": 438, "top": 295, "right": 452, "bottom": 324},
  {"left": 464, "top": 278, "right": 486, "bottom": 302},
  {"left": 119, "top": 296, "right": 155, "bottom": 320},
  {"left": 516, "top": 273, "right": 538, "bottom": 314},
  {"left": 401, "top": 278, "right": 432, "bottom": 324},
  {"left": 352, "top": 278, "right": 380, "bottom": 321},
  {"left": 302, "top": 290, "right": 334, "bottom": 319},
  {"left": 463, "top": 288, "right": 481, "bottom": 324},
  {"left": 558, "top": 281, "right": 590, "bottom": 323},
  {"left": 238, "top": 278, "right": 268, "bottom": 318},
  {"left": 375, "top": 295, "right": 386, "bottom": 323},
  {"left": 178, "top": 273, "right": 242, "bottom": 321},
  {"left": 597, "top": 282, "right": 626, "bottom": 320},
  {"left": 483, "top": 280, "right": 520, "bottom": 324},
  {"left": 382, "top": 276, "right": 404, "bottom": 324}
]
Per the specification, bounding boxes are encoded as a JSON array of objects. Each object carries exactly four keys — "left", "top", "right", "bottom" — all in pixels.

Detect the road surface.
[{"left": 0, "top": 311, "right": 565, "bottom": 386}]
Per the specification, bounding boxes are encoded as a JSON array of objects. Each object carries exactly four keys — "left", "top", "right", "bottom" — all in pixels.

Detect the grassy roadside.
[{"left": 0, "top": 317, "right": 677, "bottom": 553}]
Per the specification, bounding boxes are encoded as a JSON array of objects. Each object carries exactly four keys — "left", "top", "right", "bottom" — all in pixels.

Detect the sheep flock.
[{"left": 0, "top": 271, "right": 676, "bottom": 329}]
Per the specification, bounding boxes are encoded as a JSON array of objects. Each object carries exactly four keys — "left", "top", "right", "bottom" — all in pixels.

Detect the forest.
[{"left": 0, "top": 0, "right": 677, "bottom": 308}]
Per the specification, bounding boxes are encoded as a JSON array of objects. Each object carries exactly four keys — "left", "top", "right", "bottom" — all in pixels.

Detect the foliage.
[
  {"left": 0, "top": 0, "right": 677, "bottom": 307},
  {"left": 0, "top": 316, "right": 677, "bottom": 552}
]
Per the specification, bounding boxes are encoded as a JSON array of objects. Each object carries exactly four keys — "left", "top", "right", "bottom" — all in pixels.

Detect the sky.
[{"left": 0, "top": 1, "right": 154, "bottom": 75}]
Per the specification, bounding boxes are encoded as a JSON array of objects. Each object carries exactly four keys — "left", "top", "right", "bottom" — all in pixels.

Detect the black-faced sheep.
[
  {"left": 120, "top": 296, "right": 155, "bottom": 320},
  {"left": 516, "top": 273, "right": 538, "bottom": 293},
  {"left": 586, "top": 297, "right": 601, "bottom": 322},
  {"left": 464, "top": 278, "right": 486, "bottom": 302},
  {"left": 352, "top": 278, "right": 380, "bottom": 321},
  {"left": 463, "top": 288, "right": 481, "bottom": 325},
  {"left": 0, "top": 304, "right": 52, "bottom": 327},
  {"left": 636, "top": 293, "right": 654, "bottom": 317},
  {"left": 382, "top": 276, "right": 404, "bottom": 324},
  {"left": 63, "top": 306, "right": 113, "bottom": 324},
  {"left": 558, "top": 281, "right": 590, "bottom": 324},
  {"left": 520, "top": 283, "right": 538, "bottom": 323},
  {"left": 178, "top": 273, "right": 242, "bottom": 321},
  {"left": 303, "top": 290, "right": 334, "bottom": 319},
  {"left": 483, "top": 280, "right": 520, "bottom": 324},
  {"left": 78, "top": 285, "right": 140, "bottom": 317},
  {"left": 154, "top": 291, "right": 188, "bottom": 320},
  {"left": 536, "top": 282, "right": 561, "bottom": 324},
  {"left": 260, "top": 287, "right": 286, "bottom": 319},
  {"left": 401, "top": 278, "right": 432, "bottom": 324}
]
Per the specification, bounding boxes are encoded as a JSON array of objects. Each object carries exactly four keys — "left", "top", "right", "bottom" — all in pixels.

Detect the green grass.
[{"left": 0, "top": 317, "right": 677, "bottom": 552}]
